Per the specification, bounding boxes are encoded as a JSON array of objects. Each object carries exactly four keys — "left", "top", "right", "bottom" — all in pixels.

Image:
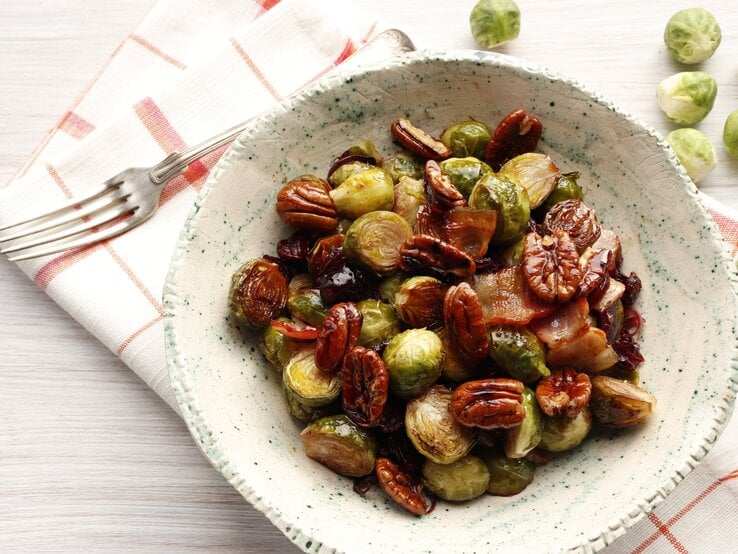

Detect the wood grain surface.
[{"left": 1, "top": 1, "right": 736, "bottom": 552}]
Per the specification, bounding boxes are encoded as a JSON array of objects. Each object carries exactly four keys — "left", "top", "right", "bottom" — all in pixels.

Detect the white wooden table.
[{"left": 1, "top": 1, "right": 736, "bottom": 551}]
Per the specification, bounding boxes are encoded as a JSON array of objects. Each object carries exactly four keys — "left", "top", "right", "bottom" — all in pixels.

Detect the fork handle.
[{"left": 149, "top": 29, "right": 415, "bottom": 186}]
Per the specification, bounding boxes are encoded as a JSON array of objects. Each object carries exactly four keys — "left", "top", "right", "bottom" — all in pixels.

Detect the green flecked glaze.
[{"left": 163, "top": 51, "right": 738, "bottom": 554}]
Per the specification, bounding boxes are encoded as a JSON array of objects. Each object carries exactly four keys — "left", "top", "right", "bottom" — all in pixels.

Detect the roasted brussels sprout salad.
[{"left": 228, "top": 110, "right": 654, "bottom": 515}]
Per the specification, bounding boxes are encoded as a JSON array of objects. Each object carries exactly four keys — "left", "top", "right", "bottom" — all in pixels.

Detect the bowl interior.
[{"left": 164, "top": 51, "right": 738, "bottom": 553}]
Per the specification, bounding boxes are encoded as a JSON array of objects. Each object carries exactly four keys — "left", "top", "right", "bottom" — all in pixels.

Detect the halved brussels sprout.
[
  {"left": 346, "top": 140, "right": 384, "bottom": 165},
  {"left": 283, "top": 381, "right": 338, "bottom": 422},
  {"left": 259, "top": 317, "right": 301, "bottom": 372},
  {"left": 394, "top": 276, "right": 447, "bottom": 328},
  {"left": 439, "top": 157, "right": 493, "bottom": 199},
  {"left": 590, "top": 376, "right": 656, "bottom": 428},
  {"left": 538, "top": 408, "right": 592, "bottom": 452},
  {"left": 343, "top": 211, "right": 413, "bottom": 276},
  {"left": 378, "top": 273, "right": 406, "bottom": 306},
  {"left": 283, "top": 347, "right": 341, "bottom": 407},
  {"left": 393, "top": 176, "right": 427, "bottom": 230},
  {"left": 356, "top": 299, "right": 402, "bottom": 348},
  {"left": 498, "top": 153, "right": 560, "bottom": 209},
  {"left": 329, "top": 167, "right": 395, "bottom": 219},
  {"left": 287, "top": 288, "right": 328, "bottom": 326},
  {"left": 300, "top": 414, "right": 377, "bottom": 477},
  {"left": 482, "top": 451, "right": 535, "bottom": 495},
  {"left": 541, "top": 172, "right": 584, "bottom": 212},
  {"left": 422, "top": 455, "right": 490, "bottom": 501},
  {"left": 229, "top": 258, "right": 288, "bottom": 327},
  {"left": 435, "top": 328, "right": 479, "bottom": 382},
  {"left": 488, "top": 325, "right": 550, "bottom": 384},
  {"left": 405, "top": 385, "right": 475, "bottom": 464},
  {"left": 441, "top": 121, "right": 492, "bottom": 160},
  {"left": 469, "top": 173, "right": 530, "bottom": 245},
  {"left": 383, "top": 152, "right": 423, "bottom": 183},
  {"left": 383, "top": 329, "right": 444, "bottom": 399},
  {"left": 504, "top": 387, "right": 543, "bottom": 458},
  {"left": 328, "top": 161, "right": 374, "bottom": 188}
]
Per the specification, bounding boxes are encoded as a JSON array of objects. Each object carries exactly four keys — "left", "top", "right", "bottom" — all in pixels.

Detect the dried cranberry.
[
  {"left": 314, "top": 248, "right": 373, "bottom": 305},
  {"left": 277, "top": 232, "right": 311, "bottom": 262},
  {"left": 474, "top": 256, "right": 506, "bottom": 273},
  {"left": 377, "top": 396, "right": 405, "bottom": 433},
  {"left": 611, "top": 268, "right": 642, "bottom": 305},
  {"left": 262, "top": 254, "right": 292, "bottom": 279},
  {"left": 379, "top": 431, "right": 423, "bottom": 478},
  {"left": 611, "top": 308, "right": 645, "bottom": 370},
  {"left": 353, "top": 474, "right": 376, "bottom": 496},
  {"left": 526, "top": 218, "right": 544, "bottom": 236}
]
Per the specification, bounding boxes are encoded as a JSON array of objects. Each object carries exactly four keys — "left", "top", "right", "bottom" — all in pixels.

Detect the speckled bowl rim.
[{"left": 163, "top": 49, "right": 738, "bottom": 553}]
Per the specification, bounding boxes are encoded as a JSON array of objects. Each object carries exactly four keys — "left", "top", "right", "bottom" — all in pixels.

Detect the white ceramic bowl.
[{"left": 163, "top": 50, "right": 738, "bottom": 553}]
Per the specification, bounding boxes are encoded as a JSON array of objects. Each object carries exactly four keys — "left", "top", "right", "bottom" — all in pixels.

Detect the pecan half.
[
  {"left": 523, "top": 231, "right": 582, "bottom": 303},
  {"left": 315, "top": 302, "right": 363, "bottom": 373},
  {"left": 485, "top": 109, "right": 543, "bottom": 170},
  {"left": 535, "top": 368, "right": 592, "bottom": 417},
  {"left": 424, "top": 160, "right": 466, "bottom": 212},
  {"left": 398, "top": 234, "right": 476, "bottom": 277},
  {"left": 450, "top": 378, "right": 525, "bottom": 429},
  {"left": 229, "top": 259, "right": 288, "bottom": 327},
  {"left": 276, "top": 177, "right": 338, "bottom": 232},
  {"left": 342, "top": 346, "right": 390, "bottom": 427},
  {"left": 543, "top": 199, "right": 601, "bottom": 253},
  {"left": 443, "top": 283, "right": 488, "bottom": 364},
  {"left": 375, "top": 457, "right": 434, "bottom": 515},
  {"left": 390, "top": 119, "right": 452, "bottom": 161}
]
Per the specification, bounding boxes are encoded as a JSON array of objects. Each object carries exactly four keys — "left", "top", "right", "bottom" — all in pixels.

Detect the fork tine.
[
  {"left": 6, "top": 217, "right": 138, "bottom": 262},
  {"left": 1, "top": 200, "right": 133, "bottom": 255},
  {"left": 0, "top": 182, "right": 119, "bottom": 235}
]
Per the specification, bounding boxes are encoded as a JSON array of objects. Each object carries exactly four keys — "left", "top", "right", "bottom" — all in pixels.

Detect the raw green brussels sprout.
[
  {"left": 283, "top": 382, "right": 338, "bottom": 422},
  {"left": 504, "top": 387, "right": 543, "bottom": 458},
  {"left": 469, "top": 0, "right": 521, "bottom": 49},
  {"left": 395, "top": 276, "right": 446, "bottom": 328},
  {"left": 356, "top": 299, "right": 402, "bottom": 348},
  {"left": 469, "top": 173, "right": 530, "bottom": 245},
  {"left": 328, "top": 161, "right": 373, "bottom": 188},
  {"left": 497, "top": 153, "right": 560, "bottom": 209},
  {"left": 329, "top": 167, "right": 394, "bottom": 219},
  {"left": 590, "top": 376, "right": 656, "bottom": 428},
  {"left": 435, "top": 328, "right": 479, "bottom": 382},
  {"left": 343, "top": 211, "right": 413, "bottom": 275},
  {"left": 664, "top": 8, "right": 721, "bottom": 64},
  {"left": 441, "top": 121, "right": 491, "bottom": 160},
  {"left": 300, "top": 414, "right": 377, "bottom": 477},
  {"left": 421, "top": 455, "right": 490, "bottom": 501},
  {"left": 656, "top": 71, "right": 717, "bottom": 125},
  {"left": 439, "top": 157, "right": 492, "bottom": 199},
  {"left": 383, "top": 329, "right": 444, "bottom": 398},
  {"left": 283, "top": 347, "right": 341, "bottom": 407},
  {"left": 482, "top": 451, "right": 535, "bottom": 495},
  {"left": 666, "top": 128, "right": 716, "bottom": 184},
  {"left": 378, "top": 273, "right": 405, "bottom": 305},
  {"left": 383, "top": 152, "right": 423, "bottom": 183},
  {"left": 259, "top": 317, "right": 301, "bottom": 372},
  {"left": 723, "top": 110, "right": 738, "bottom": 160},
  {"left": 287, "top": 288, "right": 327, "bottom": 326},
  {"left": 405, "top": 385, "right": 475, "bottom": 464},
  {"left": 393, "top": 176, "right": 427, "bottom": 230},
  {"left": 539, "top": 408, "right": 592, "bottom": 452},
  {"left": 488, "top": 325, "right": 550, "bottom": 384},
  {"left": 541, "top": 171, "right": 583, "bottom": 212}
]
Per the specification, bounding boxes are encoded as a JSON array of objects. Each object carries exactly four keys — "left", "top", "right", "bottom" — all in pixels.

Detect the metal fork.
[{"left": 0, "top": 29, "right": 415, "bottom": 262}]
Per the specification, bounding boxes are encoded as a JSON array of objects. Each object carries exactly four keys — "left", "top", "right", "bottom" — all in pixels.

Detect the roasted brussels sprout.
[
  {"left": 538, "top": 408, "right": 592, "bottom": 452},
  {"left": 383, "top": 152, "right": 423, "bottom": 183},
  {"left": 394, "top": 276, "right": 447, "bottom": 328},
  {"left": 259, "top": 317, "right": 301, "bottom": 372},
  {"left": 482, "top": 451, "right": 535, "bottom": 495},
  {"left": 329, "top": 167, "right": 395, "bottom": 219},
  {"left": 504, "top": 387, "right": 543, "bottom": 458},
  {"left": 346, "top": 140, "right": 384, "bottom": 165},
  {"left": 356, "top": 299, "right": 402, "bottom": 348},
  {"left": 421, "top": 455, "right": 490, "bottom": 501},
  {"left": 664, "top": 8, "right": 721, "bottom": 64},
  {"left": 283, "top": 382, "right": 337, "bottom": 422},
  {"left": 287, "top": 287, "right": 328, "bottom": 326},
  {"left": 724, "top": 110, "right": 738, "bottom": 160},
  {"left": 590, "top": 376, "right": 656, "bottom": 428},
  {"left": 378, "top": 273, "right": 405, "bottom": 306},
  {"left": 657, "top": 71, "right": 718, "bottom": 125},
  {"left": 229, "top": 258, "right": 288, "bottom": 327},
  {"left": 439, "top": 157, "right": 492, "bottom": 199},
  {"left": 469, "top": 173, "right": 530, "bottom": 245},
  {"left": 541, "top": 172, "right": 584, "bottom": 212},
  {"left": 435, "top": 328, "right": 479, "bottom": 382},
  {"left": 441, "top": 121, "right": 492, "bottom": 160},
  {"left": 666, "top": 128, "right": 717, "bottom": 184},
  {"left": 487, "top": 325, "right": 550, "bottom": 384},
  {"left": 283, "top": 347, "right": 341, "bottom": 407},
  {"left": 393, "top": 176, "right": 427, "bottom": 230},
  {"left": 405, "top": 385, "right": 475, "bottom": 464},
  {"left": 469, "top": 0, "right": 521, "bottom": 49},
  {"left": 328, "top": 161, "right": 374, "bottom": 188},
  {"left": 383, "top": 329, "right": 445, "bottom": 398},
  {"left": 343, "top": 211, "right": 413, "bottom": 275},
  {"left": 300, "top": 414, "right": 377, "bottom": 477},
  {"left": 498, "top": 236, "right": 525, "bottom": 266},
  {"left": 498, "top": 153, "right": 560, "bottom": 209}
]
